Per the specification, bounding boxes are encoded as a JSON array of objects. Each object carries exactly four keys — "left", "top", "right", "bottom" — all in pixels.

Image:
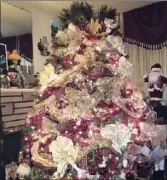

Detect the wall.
[
  {"left": 7, "top": 2, "right": 53, "bottom": 73},
  {"left": 32, "top": 10, "right": 52, "bottom": 73}
]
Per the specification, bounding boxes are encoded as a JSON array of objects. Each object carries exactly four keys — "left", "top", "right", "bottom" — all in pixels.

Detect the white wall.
[
  {"left": 7, "top": 2, "right": 53, "bottom": 73},
  {"left": 31, "top": 11, "right": 52, "bottom": 73}
]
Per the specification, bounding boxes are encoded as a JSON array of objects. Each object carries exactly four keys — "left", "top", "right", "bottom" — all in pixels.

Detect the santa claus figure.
[
  {"left": 144, "top": 63, "right": 167, "bottom": 103},
  {"left": 144, "top": 63, "right": 167, "bottom": 174}
]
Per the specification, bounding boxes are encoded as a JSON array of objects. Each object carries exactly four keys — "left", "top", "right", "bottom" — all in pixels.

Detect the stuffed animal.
[{"left": 144, "top": 63, "right": 167, "bottom": 102}]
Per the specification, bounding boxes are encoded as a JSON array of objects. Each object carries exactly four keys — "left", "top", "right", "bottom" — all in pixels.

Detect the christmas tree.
[{"left": 17, "top": 2, "right": 166, "bottom": 180}]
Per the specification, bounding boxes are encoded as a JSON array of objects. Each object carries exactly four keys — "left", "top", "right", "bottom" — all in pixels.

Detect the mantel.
[{"left": 0, "top": 88, "right": 34, "bottom": 93}]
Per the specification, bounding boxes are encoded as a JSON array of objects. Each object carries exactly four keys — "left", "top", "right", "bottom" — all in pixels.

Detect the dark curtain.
[
  {"left": 123, "top": 2, "right": 167, "bottom": 50},
  {"left": 0, "top": 33, "right": 33, "bottom": 60},
  {"left": 4, "top": 131, "right": 22, "bottom": 165},
  {"left": 19, "top": 33, "right": 33, "bottom": 60},
  {"left": 0, "top": 36, "right": 17, "bottom": 52}
]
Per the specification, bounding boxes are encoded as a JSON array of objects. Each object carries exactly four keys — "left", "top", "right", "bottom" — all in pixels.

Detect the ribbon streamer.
[{"left": 112, "top": 97, "right": 143, "bottom": 118}]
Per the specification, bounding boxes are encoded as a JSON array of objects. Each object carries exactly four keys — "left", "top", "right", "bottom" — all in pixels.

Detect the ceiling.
[
  {"left": 2, "top": 1, "right": 155, "bottom": 37},
  {"left": 1, "top": 2, "right": 32, "bottom": 37},
  {"left": 8, "top": 1, "right": 155, "bottom": 17}
]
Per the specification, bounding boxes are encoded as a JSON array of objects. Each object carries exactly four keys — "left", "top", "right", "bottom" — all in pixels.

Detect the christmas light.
[
  {"left": 41, "top": 138, "right": 47, "bottom": 144},
  {"left": 26, "top": 148, "right": 30, "bottom": 152},
  {"left": 132, "top": 128, "right": 138, "bottom": 135},
  {"left": 31, "top": 126, "right": 35, "bottom": 130},
  {"left": 115, "top": 156, "right": 119, "bottom": 162},
  {"left": 38, "top": 129, "right": 41, "bottom": 133}
]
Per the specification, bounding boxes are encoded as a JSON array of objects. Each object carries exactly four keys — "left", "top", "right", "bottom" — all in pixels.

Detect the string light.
[
  {"left": 41, "top": 139, "right": 47, "bottom": 144},
  {"left": 31, "top": 126, "right": 35, "bottom": 130},
  {"left": 132, "top": 128, "right": 138, "bottom": 135},
  {"left": 38, "top": 129, "right": 41, "bottom": 133},
  {"left": 26, "top": 148, "right": 30, "bottom": 152},
  {"left": 24, "top": 137, "right": 28, "bottom": 141}
]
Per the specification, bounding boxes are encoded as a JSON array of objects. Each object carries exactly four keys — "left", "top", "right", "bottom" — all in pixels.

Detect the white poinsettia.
[
  {"left": 100, "top": 123, "right": 132, "bottom": 153},
  {"left": 49, "top": 136, "right": 85, "bottom": 179},
  {"left": 39, "top": 64, "right": 58, "bottom": 87},
  {"left": 104, "top": 18, "right": 118, "bottom": 33},
  {"left": 117, "top": 56, "right": 133, "bottom": 77},
  {"left": 56, "top": 30, "right": 68, "bottom": 46},
  {"left": 107, "top": 35, "right": 126, "bottom": 55},
  {"left": 68, "top": 23, "right": 78, "bottom": 32}
]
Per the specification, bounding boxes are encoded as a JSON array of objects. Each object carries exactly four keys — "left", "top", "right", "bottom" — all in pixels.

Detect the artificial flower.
[
  {"left": 88, "top": 18, "right": 102, "bottom": 35},
  {"left": 68, "top": 23, "right": 78, "bottom": 32},
  {"left": 139, "top": 122, "right": 165, "bottom": 147},
  {"left": 42, "top": 118, "right": 58, "bottom": 134},
  {"left": 117, "top": 56, "right": 133, "bottom": 77},
  {"left": 119, "top": 171, "right": 126, "bottom": 179},
  {"left": 104, "top": 18, "right": 117, "bottom": 34},
  {"left": 9, "top": 50, "right": 21, "bottom": 60},
  {"left": 39, "top": 63, "right": 58, "bottom": 87},
  {"left": 49, "top": 136, "right": 85, "bottom": 179},
  {"left": 100, "top": 123, "right": 132, "bottom": 153},
  {"left": 56, "top": 30, "right": 68, "bottom": 46},
  {"left": 8, "top": 72, "right": 16, "bottom": 80},
  {"left": 107, "top": 35, "right": 126, "bottom": 55},
  {"left": 74, "top": 53, "right": 90, "bottom": 69}
]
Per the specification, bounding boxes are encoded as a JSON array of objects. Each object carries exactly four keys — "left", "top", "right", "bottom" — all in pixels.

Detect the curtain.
[
  {"left": 0, "top": 36, "right": 17, "bottom": 53},
  {"left": 123, "top": 2, "right": 167, "bottom": 50},
  {"left": 125, "top": 43, "right": 167, "bottom": 100},
  {"left": 19, "top": 33, "right": 33, "bottom": 60},
  {"left": 0, "top": 34, "right": 33, "bottom": 60}
]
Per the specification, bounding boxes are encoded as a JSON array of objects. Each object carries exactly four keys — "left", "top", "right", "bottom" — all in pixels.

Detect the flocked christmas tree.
[{"left": 17, "top": 2, "right": 166, "bottom": 180}]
